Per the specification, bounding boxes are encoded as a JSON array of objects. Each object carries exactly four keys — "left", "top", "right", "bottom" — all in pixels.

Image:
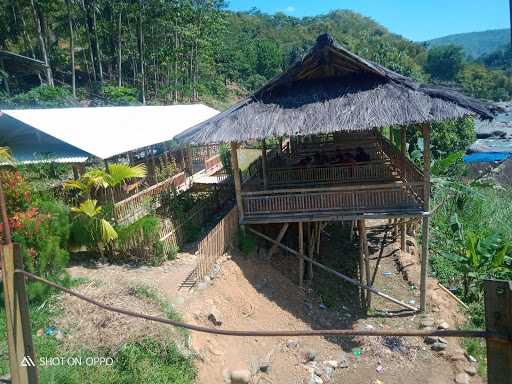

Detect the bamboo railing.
[
  {"left": 113, "top": 171, "right": 190, "bottom": 225},
  {"left": 241, "top": 183, "right": 422, "bottom": 218},
  {"left": 265, "top": 162, "right": 395, "bottom": 186}
]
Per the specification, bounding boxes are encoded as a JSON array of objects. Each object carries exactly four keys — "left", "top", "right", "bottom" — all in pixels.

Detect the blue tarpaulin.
[{"left": 464, "top": 152, "right": 512, "bottom": 163}]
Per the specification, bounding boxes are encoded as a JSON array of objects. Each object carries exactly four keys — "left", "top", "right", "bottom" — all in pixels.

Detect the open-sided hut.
[{"left": 176, "top": 33, "right": 496, "bottom": 312}]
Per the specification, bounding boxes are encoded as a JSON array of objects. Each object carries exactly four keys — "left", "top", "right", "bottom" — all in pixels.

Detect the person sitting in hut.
[{"left": 354, "top": 147, "right": 370, "bottom": 162}]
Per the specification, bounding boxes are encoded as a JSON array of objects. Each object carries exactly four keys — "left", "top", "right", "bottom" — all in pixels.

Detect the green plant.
[
  {"left": 102, "top": 85, "right": 139, "bottom": 105},
  {"left": 238, "top": 231, "right": 256, "bottom": 255},
  {"left": 69, "top": 199, "right": 118, "bottom": 254}
]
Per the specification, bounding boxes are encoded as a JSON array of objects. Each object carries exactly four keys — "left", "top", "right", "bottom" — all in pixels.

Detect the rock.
[
  {"left": 420, "top": 319, "right": 435, "bottom": 328},
  {"left": 424, "top": 335, "right": 438, "bottom": 344},
  {"left": 259, "top": 359, "right": 272, "bottom": 373},
  {"left": 451, "top": 353, "right": 467, "bottom": 362},
  {"left": 287, "top": 338, "right": 299, "bottom": 349},
  {"left": 454, "top": 372, "right": 470, "bottom": 384},
  {"left": 431, "top": 341, "right": 447, "bottom": 351},
  {"left": 337, "top": 351, "right": 349, "bottom": 368},
  {"left": 324, "top": 360, "right": 338, "bottom": 369},
  {"left": 208, "top": 306, "right": 223, "bottom": 326},
  {"left": 302, "top": 349, "right": 317, "bottom": 362},
  {"left": 464, "top": 366, "right": 477, "bottom": 376},
  {"left": 197, "top": 281, "right": 209, "bottom": 290},
  {"left": 438, "top": 321, "right": 450, "bottom": 330},
  {"left": 230, "top": 369, "right": 251, "bottom": 384},
  {"left": 438, "top": 337, "right": 448, "bottom": 344}
]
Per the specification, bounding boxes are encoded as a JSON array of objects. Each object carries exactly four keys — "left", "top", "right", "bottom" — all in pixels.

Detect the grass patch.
[{"left": 1, "top": 282, "right": 195, "bottom": 383}]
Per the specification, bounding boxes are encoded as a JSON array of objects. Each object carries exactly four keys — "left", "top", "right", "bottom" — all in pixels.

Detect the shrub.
[{"left": 102, "top": 85, "right": 139, "bottom": 105}]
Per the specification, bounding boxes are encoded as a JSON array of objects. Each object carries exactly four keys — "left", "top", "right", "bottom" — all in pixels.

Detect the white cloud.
[{"left": 285, "top": 5, "right": 295, "bottom": 12}]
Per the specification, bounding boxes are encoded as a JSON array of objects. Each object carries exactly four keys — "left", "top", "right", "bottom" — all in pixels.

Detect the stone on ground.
[
  {"left": 207, "top": 305, "right": 223, "bottom": 326},
  {"left": 431, "top": 341, "right": 447, "bottom": 351},
  {"left": 230, "top": 369, "right": 251, "bottom": 384},
  {"left": 454, "top": 372, "right": 470, "bottom": 384}
]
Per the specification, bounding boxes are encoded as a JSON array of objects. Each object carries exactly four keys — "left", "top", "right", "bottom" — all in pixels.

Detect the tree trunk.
[
  {"left": 65, "top": 0, "right": 76, "bottom": 97},
  {"left": 117, "top": 9, "right": 122, "bottom": 87},
  {"left": 30, "top": 0, "right": 53, "bottom": 85},
  {"left": 92, "top": 1, "right": 103, "bottom": 83},
  {"left": 138, "top": 1, "right": 145, "bottom": 104}
]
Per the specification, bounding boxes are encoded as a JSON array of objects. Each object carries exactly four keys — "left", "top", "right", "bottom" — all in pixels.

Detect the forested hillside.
[
  {"left": 427, "top": 28, "right": 510, "bottom": 58},
  {"left": 0, "top": 1, "right": 511, "bottom": 109}
]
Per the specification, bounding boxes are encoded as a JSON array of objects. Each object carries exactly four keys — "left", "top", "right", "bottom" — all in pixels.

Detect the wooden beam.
[
  {"left": 400, "top": 127, "right": 408, "bottom": 252},
  {"left": 230, "top": 142, "right": 244, "bottom": 223},
  {"left": 420, "top": 123, "right": 431, "bottom": 312},
  {"left": 1, "top": 244, "right": 39, "bottom": 384},
  {"left": 267, "top": 223, "right": 289, "bottom": 258},
  {"left": 248, "top": 227, "right": 418, "bottom": 311},
  {"left": 484, "top": 280, "right": 512, "bottom": 384},
  {"left": 307, "top": 223, "right": 315, "bottom": 281},
  {"left": 298, "top": 222, "right": 304, "bottom": 288},
  {"left": 261, "top": 139, "right": 268, "bottom": 189}
]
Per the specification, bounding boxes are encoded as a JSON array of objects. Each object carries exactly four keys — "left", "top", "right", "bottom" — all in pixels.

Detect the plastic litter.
[
  {"left": 351, "top": 347, "right": 362, "bottom": 358},
  {"left": 45, "top": 326, "right": 57, "bottom": 336},
  {"left": 383, "top": 272, "right": 393, "bottom": 277}
]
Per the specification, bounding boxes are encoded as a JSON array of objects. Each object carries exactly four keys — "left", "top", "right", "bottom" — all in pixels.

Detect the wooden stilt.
[
  {"left": 248, "top": 227, "right": 418, "bottom": 311},
  {"left": 72, "top": 164, "right": 79, "bottom": 180},
  {"left": 298, "top": 222, "right": 304, "bottom": 287},
  {"left": 261, "top": 139, "right": 268, "bottom": 189},
  {"left": 420, "top": 123, "right": 431, "bottom": 312},
  {"left": 307, "top": 223, "right": 314, "bottom": 281},
  {"left": 267, "top": 223, "right": 289, "bottom": 258},
  {"left": 230, "top": 142, "right": 244, "bottom": 224},
  {"left": 357, "top": 220, "right": 366, "bottom": 307},
  {"left": 400, "top": 219, "right": 407, "bottom": 253},
  {"left": 359, "top": 220, "right": 371, "bottom": 308}
]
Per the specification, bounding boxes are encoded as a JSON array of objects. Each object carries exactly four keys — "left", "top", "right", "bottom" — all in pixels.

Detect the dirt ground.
[{"left": 64, "top": 220, "right": 482, "bottom": 384}]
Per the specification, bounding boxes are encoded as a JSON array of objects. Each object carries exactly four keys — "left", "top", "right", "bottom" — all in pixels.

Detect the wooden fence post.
[
  {"left": 1, "top": 243, "right": 39, "bottom": 384},
  {"left": 485, "top": 279, "right": 512, "bottom": 384}
]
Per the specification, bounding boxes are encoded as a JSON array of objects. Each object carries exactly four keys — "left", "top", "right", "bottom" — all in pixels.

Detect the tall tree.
[
  {"left": 29, "top": 0, "right": 53, "bottom": 85},
  {"left": 65, "top": 0, "right": 76, "bottom": 96}
]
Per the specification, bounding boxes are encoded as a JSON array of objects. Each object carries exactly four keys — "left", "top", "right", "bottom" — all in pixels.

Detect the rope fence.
[{"left": 11, "top": 269, "right": 506, "bottom": 340}]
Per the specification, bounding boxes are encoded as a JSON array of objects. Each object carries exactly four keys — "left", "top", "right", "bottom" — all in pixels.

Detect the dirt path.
[{"left": 64, "top": 221, "right": 482, "bottom": 384}]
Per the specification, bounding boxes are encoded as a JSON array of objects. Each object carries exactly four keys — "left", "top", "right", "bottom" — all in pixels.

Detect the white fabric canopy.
[{"left": 0, "top": 104, "right": 219, "bottom": 161}]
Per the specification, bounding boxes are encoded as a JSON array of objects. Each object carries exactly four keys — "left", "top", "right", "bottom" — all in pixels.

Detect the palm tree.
[
  {"left": 70, "top": 199, "right": 118, "bottom": 253},
  {"left": 65, "top": 163, "right": 146, "bottom": 200}
]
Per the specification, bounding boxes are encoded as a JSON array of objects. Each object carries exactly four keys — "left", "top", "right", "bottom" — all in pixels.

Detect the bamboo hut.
[{"left": 176, "top": 33, "right": 496, "bottom": 312}]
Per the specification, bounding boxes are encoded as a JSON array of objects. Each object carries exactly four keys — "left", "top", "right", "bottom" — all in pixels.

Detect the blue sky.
[{"left": 227, "top": 0, "right": 510, "bottom": 41}]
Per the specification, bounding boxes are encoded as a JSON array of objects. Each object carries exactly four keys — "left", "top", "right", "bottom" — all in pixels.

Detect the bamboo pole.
[
  {"left": 261, "top": 139, "right": 268, "bottom": 189},
  {"left": 230, "top": 142, "right": 244, "bottom": 223},
  {"left": 307, "top": 223, "right": 314, "bottom": 281},
  {"left": 267, "top": 223, "right": 289, "bottom": 258},
  {"left": 248, "top": 227, "right": 417, "bottom": 311},
  {"left": 400, "top": 127, "right": 407, "bottom": 252},
  {"left": 1, "top": 244, "right": 39, "bottom": 383},
  {"left": 298, "top": 222, "right": 304, "bottom": 288},
  {"left": 359, "top": 220, "right": 372, "bottom": 308},
  {"left": 420, "top": 123, "right": 431, "bottom": 312}
]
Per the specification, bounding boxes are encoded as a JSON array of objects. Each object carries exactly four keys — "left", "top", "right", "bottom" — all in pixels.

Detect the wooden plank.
[
  {"left": 248, "top": 227, "right": 418, "bottom": 311},
  {"left": 359, "top": 220, "right": 372, "bottom": 308},
  {"left": 485, "top": 280, "right": 512, "bottom": 384},
  {"left": 1, "top": 244, "right": 39, "bottom": 383}
]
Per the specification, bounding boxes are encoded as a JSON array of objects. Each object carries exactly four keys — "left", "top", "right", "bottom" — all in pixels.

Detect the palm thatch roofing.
[{"left": 176, "top": 33, "right": 497, "bottom": 145}]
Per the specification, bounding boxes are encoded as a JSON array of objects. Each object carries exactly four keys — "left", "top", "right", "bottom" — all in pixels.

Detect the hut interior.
[{"left": 176, "top": 33, "right": 497, "bottom": 313}]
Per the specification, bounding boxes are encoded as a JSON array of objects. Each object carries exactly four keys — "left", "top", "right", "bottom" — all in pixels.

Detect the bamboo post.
[
  {"left": 298, "top": 222, "right": 304, "bottom": 288},
  {"left": 307, "top": 223, "right": 314, "bottom": 281},
  {"left": 1, "top": 244, "right": 39, "bottom": 384},
  {"left": 357, "top": 220, "right": 366, "bottom": 308},
  {"left": 261, "top": 139, "right": 268, "bottom": 189},
  {"left": 400, "top": 127, "right": 407, "bottom": 252},
  {"left": 267, "top": 223, "right": 289, "bottom": 259},
  {"left": 230, "top": 142, "right": 244, "bottom": 223},
  {"left": 420, "top": 123, "right": 431, "bottom": 312},
  {"left": 359, "top": 220, "right": 371, "bottom": 308},
  {"left": 484, "top": 280, "right": 512, "bottom": 384}
]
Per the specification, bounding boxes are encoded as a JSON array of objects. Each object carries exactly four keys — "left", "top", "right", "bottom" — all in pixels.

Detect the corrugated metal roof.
[{"left": 0, "top": 104, "right": 219, "bottom": 162}]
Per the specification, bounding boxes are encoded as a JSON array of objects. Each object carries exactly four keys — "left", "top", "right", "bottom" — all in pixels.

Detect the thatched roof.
[{"left": 176, "top": 33, "right": 497, "bottom": 145}]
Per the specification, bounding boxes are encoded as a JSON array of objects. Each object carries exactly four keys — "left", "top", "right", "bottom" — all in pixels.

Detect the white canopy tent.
[{"left": 0, "top": 104, "right": 219, "bottom": 163}]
